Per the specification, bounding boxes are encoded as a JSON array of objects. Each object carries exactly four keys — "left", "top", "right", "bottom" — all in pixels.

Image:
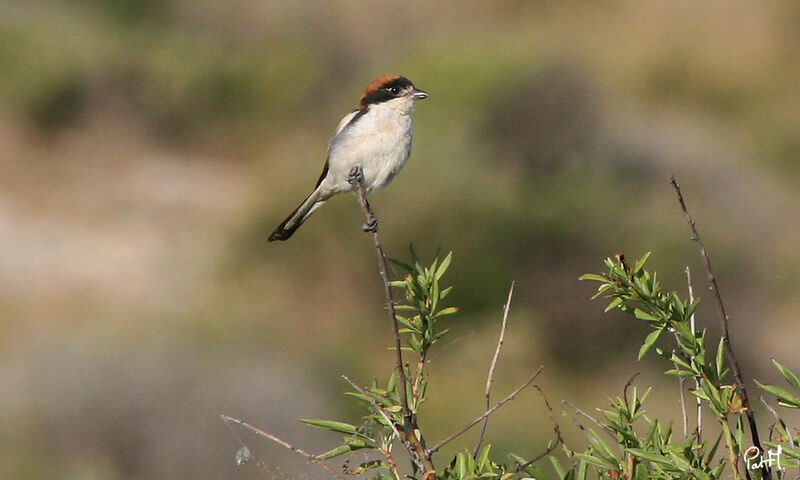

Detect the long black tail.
[{"left": 268, "top": 190, "right": 325, "bottom": 242}]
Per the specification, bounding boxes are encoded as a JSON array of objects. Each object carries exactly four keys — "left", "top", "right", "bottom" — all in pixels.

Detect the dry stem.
[
  {"left": 427, "top": 365, "right": 544, "bottom": 455},
  {"left": 220, "top": 415, "right": 347, "bottom": 480},
  {"left": 512, "top": 384, "right": 564, "bottom": 472},
  {"left": 685, "top": 266, "right": 703, "bottom": 441},
  {"left": 473, "top": 281, "right": 515, "bottom": 456}
]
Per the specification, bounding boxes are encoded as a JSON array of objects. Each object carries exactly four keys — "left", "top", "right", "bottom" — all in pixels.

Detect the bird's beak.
[{"left": 412, "top": 88, "right": 429, "bottom": 100}]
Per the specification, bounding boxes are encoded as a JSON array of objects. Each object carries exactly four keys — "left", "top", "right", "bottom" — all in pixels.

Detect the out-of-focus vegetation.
[{"left": 1, "top": 1, "right": 800, "bottom": 479}]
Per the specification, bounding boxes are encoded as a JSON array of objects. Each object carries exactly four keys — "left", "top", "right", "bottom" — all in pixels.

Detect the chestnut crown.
[{"left": 358, "top": 74, "right": 427, "bottom": 108}]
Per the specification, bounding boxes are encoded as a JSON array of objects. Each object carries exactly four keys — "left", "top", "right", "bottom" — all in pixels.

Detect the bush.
[{"left": 223, "top": 178, "right": 800, "bottom": 480}]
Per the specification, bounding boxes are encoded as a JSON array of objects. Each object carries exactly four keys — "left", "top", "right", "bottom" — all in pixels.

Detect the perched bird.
[{"left": 268, "top": 74, "right": 428, "bottom": 242}]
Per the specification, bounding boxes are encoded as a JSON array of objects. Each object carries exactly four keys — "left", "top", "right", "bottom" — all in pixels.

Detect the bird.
[{"left": 268, "top": 74, "right": 428, "bottom": 242}]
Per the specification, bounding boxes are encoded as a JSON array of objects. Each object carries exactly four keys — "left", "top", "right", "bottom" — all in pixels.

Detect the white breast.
[{"left": 322, "top": 101, "right": 414, "bottom": 195}]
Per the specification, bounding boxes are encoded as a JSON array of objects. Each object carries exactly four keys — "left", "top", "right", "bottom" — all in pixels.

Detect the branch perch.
[
  {"left": 348, "top": 166, "right": 436, "bottom": 476},
  {"left": 669, "top": 176, "right": 767, "bottom": 480}
]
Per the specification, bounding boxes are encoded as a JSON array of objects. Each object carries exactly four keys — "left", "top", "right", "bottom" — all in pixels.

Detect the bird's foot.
[
  {"left": 347, "top": 166, "right": 365, "bottom": 187},
  {"left": 362, "top": 215, "right": 378, "bottom": 233}
]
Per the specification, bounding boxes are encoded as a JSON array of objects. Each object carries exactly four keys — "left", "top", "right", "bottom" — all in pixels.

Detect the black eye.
[{"left": 387, "top": 86, "right": 401, "bottom": 95}]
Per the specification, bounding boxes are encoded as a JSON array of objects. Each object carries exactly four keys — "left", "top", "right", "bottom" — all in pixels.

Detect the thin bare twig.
[
  {"left": 670, "top": 176, "right": 765, "bottom": 480},
  {"left": 513, "top": 384, "right": 564, "bottom": 472},
  {"left": 562, "top": 400, "right": 617, "bottom": 440},
  {"left": 760, "top": 395, "right": 794, "bottom": 446},
  {"left": 563, "top": 408, "right": 587, "bottom": 433},
  {"left": 686, "top": 266, "right": 697, "bottom": 341},
  {"left": 220, "top": 415, "right": 347, "bottom": 480},
  {"left": 427, "top": 365, "right": 545, "bottom": 455},
  {"left": 473, "top": 281, "right": 515, "bottom": 457},
  {"left": 674, "top": 345, "right": 689, "bottom": 438},
  {"left": 348, "top": 169, "right": 435, "bottom": 476},
  {"left": 685, "top": 266, "right": 703, "bottom": 441},
  {"left": 669, "top": 277, "right": 690, "bottom": 440},
  {"left": 623, "top": 372, "right": 640, "bottom": 405}
]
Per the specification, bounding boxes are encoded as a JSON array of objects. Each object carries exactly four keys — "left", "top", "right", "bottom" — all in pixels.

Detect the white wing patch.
[{"left": 334, "top": 109, "right": 361, "bottom": 135}]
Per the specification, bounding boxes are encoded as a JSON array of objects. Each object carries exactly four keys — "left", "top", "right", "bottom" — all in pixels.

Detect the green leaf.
[
  {"left": 343, "top": 392, "right": 371, "bottom": 404},
  {"left": 689, "top": 388, "right": 710, "bottom": 402},
  {"left": 549, "top": 454, "right": 567, "bottom": 478},
  {"left": 756, "top": 381, "right": 800, "bottom": 408},
  {"left": 772, "top": 358, "right": 800, "bottom": 393},
  {"left": 669, "top": 353, "right": 693, "bottom": 371},
  {"left": 434, "top": 306, "right": 459, "bottom": 318},
  {"left": 586, "top": 428, "right": 617, "bottom": 464},
  {"left": 410, "top": 244, "right": 422, "bottom": 272},
  {"left": 686, "top": 298, "right": 700, "bottom": 319},
  {"left": 671, "top": 295, "right": 685, "bottom": 319},
  {"left": 456, "top": 451, "right": 467, "bottom": 479},
  {"left": 476, "top": 444, "right": 491, "bottom": 470},
  {"left": 626, "top": 448, "right": 671, "bottom": 465},
  {"left": 664, "top": 369, "right": 695, "bottom": 377},
  {"left": 508, "top": 452, "right": 525, "bottom": 464},
  {"left": 638, "top": 328, "right": 662, "bottom": 360},
  {"left": 766, "top": 441, "right": 800, "bottom": 461},
  {"left": 734, "top": 415, "right": 744, "bottom": 451},
  {"left": 710, "top": 463, "right": 726, "bottom": 478},
  {"left": 316, "top": 441, "right": 369, "bottom": 460},
  {"left": 699, "top": 377, "right": 724, "bottom": 414},
  {"left": 299, "top": 419, "right": 358, "bottom": 435},
  {"left": 716, "top": 337, "right": 726, "bottom": 381},
  {"left": 466, "top": 449, "right": 478, "bottom": 476},
  {"left": 591, "top": 283, "right": 614, "bottom": 300},
  {"left": 408, "top": 334, "right": 421, "bottom": 353},
  {"left": 705, "top": 431, "right": 723, "bottom": 464},
  {"left": 431, "top": 278, "right": 440, "bottom": 312},
  {"left": 435, "top": 251, "right": 453, "bottom": 281},
  {"left": 605, "top": 297, "right": 623, "bottom": 312},
  {"left": 633, "top": 252, "right": 652, "bottom": 275},
  {"left": 579, "top": 273, "right": 607, "bottom": 282},
  {"left": 572, "top": 452, "right": 615, "bottom": 470},
  {"left": 396, "top": 315, "right": 421, "bottom": 333},
  {"left": 345, "top": 459, "right": 388, "bottom": 475},
  {"left": 429, "top": 256, "right": 439, "bottom": 278},
  {"left": 633, "top": 308, "right": 659, "bottom": 323},
  {"left": 672, "top": 321, "right": 694, "bottom": 345},
  {"left": 576, "top": 458, "right": 588, "bottom": 480},
  {"left": 639, "top": 386, "right": 652, "bottom": 405},
  {"left": 665, "top": 451, "right": 693, "bottom": 471}
]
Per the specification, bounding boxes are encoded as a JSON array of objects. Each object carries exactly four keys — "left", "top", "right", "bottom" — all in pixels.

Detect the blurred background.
[{"left": 2, "top": 1, "right": 800, "bottom": 478}]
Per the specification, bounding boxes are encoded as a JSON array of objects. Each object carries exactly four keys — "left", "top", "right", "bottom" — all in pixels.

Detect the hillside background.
[{"left": 1, "top": 1, "right": 800, "bottom": 479}]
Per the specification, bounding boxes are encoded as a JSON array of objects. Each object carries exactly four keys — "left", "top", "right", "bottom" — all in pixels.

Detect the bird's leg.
[
  {"left": 347, "top": 165, "right": 365, "bottom": 186},
  {"left": 362, "top": 213, "right": 378, "bottom": 233},
  {"left": 347, "top": 166, "right": 378, "bottom": 233}
]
